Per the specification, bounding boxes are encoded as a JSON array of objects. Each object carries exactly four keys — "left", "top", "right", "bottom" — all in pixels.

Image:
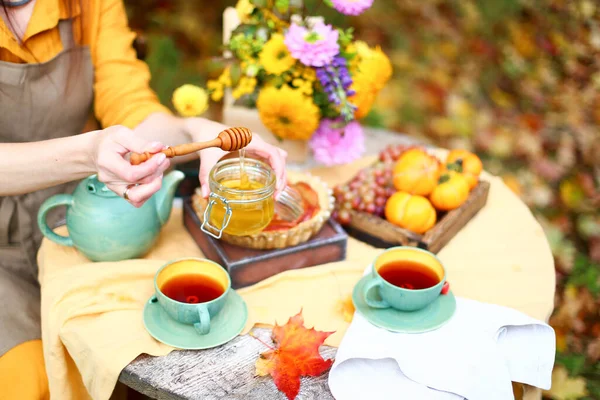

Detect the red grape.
[
  {"left": 338, "top": 210, "right": 351, "bottom": 225},
  {"left": 333, "top": 152, "right": 409, "bottom": 223}
]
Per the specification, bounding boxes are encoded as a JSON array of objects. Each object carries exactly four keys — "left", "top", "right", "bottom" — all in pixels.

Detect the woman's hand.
[
  {"left": 90, "top": 125, "right": 171, "bottom": 207},
  {"left": 198, "top": 130, "right": 288, "bottom": 198}
]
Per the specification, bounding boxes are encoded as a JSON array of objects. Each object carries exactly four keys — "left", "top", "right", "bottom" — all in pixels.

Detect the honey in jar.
[{"left": 202, "top": 157, "right": 275, "bottom": 238}]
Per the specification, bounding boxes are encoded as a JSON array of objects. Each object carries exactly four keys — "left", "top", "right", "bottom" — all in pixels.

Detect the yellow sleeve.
[{"left": 91, "top": 0, "right": 172, "bottom": 129}]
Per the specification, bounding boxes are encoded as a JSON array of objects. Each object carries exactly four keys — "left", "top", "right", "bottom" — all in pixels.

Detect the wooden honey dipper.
[{"left": 129, "top": 127, "right": 252, "bottom": 165}]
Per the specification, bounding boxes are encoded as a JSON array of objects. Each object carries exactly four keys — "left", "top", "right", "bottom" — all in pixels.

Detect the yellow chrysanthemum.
[
  {"left": 290, "top": 76, "right": 314, "bottom": 96},
  {"left": 172, "top": 84, "right": 208, "bottom": 117},
  {"left": 256, "top": 85, "right": 320, "bottom": 140},
  {"left": 348, "top": 72, "right": 377, "bottom": 119},
  {"left": 206, "top": 68, "right": 231, "bottom": 102},
  {"left": 207, "top": 80, "right": 224, "bottom": 101},
  {"left": 207, "top": 80, "right": 220, "bottom": 91},
  {"left": 232, "top": 76, "right": 257, "bottom": 99},
  {"left": 218, "top": 67, "right": 232, "bottom": 86},
  {"left": 302, "top": 84, "right": 313, "bottom": 96},
  {"left": 346, "top": 41, "right": 392, "bottom": 119},
  {"left": 302, "top": 67, "right": 316, "bottom": 81},
  {"left": 259, "top": 34, "right": 296, "bottom": 75},
  {"left": 210, "top": 88, "right": 224, "bottom": 102},
  {"left": 355, "top": 44, "right": 393, "bottom": 91},
  {"left": 235, "top": 0, "right": 254, "bottom": 23},
  {"left": 354, "top": 41, "right": 371, "bottom": 58}
]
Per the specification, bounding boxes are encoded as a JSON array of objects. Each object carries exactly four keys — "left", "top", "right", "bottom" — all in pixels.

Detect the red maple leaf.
[{"left": 254, "top": 310, "right": 335, "bottom": 400}]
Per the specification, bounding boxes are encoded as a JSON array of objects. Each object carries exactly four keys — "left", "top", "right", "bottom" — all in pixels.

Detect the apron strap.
[
  {"left": 0, "top": 196, "right": 34, "bottom": 254},
  {"left": 0, "top": 198, "right": 16, "bottom": 246},
  {"left": 15, "top": 200, "right": 36, "bottom": 270},
  {"left": 58, "top": 19, "right": 74, "bottom": 51},
  {"left": 0, "top": 197, "right": 35, "bottom": 276}
]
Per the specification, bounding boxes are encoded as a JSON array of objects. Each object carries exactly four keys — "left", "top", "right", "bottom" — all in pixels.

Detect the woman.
[{"left": 0, "top": 0, "right": 287, "bottom": 398}]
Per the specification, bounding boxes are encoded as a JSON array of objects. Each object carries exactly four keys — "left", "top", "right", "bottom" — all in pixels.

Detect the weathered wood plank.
[
  {"left": 422, "top": 180, "right": 490, "bottom": 253},
  {"left": 120, "top": 328, "right": 336, "bottom": 400}
]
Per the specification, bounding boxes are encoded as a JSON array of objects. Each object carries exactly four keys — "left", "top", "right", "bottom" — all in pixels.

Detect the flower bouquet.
[{"left": 175, "top": 0, "right": 392, "bottom": 165}]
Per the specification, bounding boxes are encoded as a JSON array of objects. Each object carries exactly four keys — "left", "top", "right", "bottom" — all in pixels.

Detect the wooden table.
[{"left": 118, "top": 128, "right": 553, "bottom": 400}]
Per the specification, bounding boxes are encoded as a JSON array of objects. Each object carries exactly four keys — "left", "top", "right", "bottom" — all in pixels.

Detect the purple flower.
[
  {"left": 309, "top": 119, "right": 365, "bottom": 165},
  {"left": 331, "top": 0, "right": 374, "bottom": 16},
  {"left": 284, "top": 21, "right": 339, "bottom": 67},
  {"left": 315, "top": 56, "right": 356, "bottom": 120}
]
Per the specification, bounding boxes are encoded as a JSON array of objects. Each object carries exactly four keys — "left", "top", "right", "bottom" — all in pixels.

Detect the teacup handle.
[
  {"left": 363, "top": 279, "right": 391, "bottom": 309},
  {"left": 193, "top": 305, "right": 211, "bottom": 335}
]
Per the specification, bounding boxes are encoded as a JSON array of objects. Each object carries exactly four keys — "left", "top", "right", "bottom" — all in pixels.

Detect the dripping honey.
[{"left": 239, "top": 148, "right": 249, "bottom": 188}]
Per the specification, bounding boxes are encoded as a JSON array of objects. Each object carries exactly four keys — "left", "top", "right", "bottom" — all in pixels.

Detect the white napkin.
[{"left": 328, "top": 289, "right": 555, "bottom": 400}]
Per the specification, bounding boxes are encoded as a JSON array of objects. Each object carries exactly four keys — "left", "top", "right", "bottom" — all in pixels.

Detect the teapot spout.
[{"left": 156, "top": 170, "right": 185, "bottom": 225}]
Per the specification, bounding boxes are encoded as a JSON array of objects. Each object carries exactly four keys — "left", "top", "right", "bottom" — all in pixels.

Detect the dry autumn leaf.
[
  {"left": 254, "top": 310, "right": 335, "bottom": 400},
  {"left": 543, "top": 365, "right": 588, "bottom": 400},
  {"left": 337, "top": 295, "right": 356, "bottom": 323}
]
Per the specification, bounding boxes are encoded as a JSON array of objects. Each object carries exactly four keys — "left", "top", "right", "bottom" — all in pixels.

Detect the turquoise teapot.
[{"left": 37, "top": 170, "right": 185, "bottom": 262}]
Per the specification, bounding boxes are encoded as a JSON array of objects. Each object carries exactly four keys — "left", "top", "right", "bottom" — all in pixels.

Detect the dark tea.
[
  {"left": 160, "top": 274, "right": 224, "bottom": 304},
  {"left": 378, "top": 260, "right": 440, "bottom": 290}
]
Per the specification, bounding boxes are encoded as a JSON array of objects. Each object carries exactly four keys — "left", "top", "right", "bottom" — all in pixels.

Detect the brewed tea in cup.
[
  {"left": 364, "top": 247, "right": 447, "bottom": 312},
  {"left": 153, "top": 258, "right": 231, "bottom": 335}
]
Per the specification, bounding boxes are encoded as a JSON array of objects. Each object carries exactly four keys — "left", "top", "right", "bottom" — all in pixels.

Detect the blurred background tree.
[{"left": 124, "top": 0, "right": 599, "bottom": 397}]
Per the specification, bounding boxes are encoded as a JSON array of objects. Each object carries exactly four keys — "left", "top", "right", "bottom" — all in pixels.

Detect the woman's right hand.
[{"left": 90, "top": 125, "right": 171, "bottom": 207}]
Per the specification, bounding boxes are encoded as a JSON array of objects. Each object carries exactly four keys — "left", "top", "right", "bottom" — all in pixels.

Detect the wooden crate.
[
  {"left": 343, "top": 180, "right": 490, "bottom": 253},
  {"left": 182, "top": 197, "right": 348, "bottom": 289}
]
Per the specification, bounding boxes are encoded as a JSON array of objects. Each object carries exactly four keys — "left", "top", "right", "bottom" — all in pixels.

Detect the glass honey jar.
[{"left": 201, "top": 157, "right": 276, "bottom": 238}]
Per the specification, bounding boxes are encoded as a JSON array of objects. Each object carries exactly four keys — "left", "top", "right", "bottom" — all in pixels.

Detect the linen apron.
[{"left": 0, "top": 18, "right": 93, "bottom": 357}]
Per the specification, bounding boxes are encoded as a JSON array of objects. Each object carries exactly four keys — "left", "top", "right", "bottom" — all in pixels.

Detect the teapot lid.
[{"left": 83, "top": 175, "right": 119, "bottom": 198}]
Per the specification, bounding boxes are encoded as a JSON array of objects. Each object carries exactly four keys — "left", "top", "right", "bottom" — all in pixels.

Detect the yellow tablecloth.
[{"left": 37, "top": 155, "right": 555, "bottom": 400}]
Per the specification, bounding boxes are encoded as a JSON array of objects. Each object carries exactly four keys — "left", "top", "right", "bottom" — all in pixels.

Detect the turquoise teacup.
[
  {"left": 154, "top": 258, "right": 231, "bottom": 335},
  {"left": 364, "top": 247, "right": 447, "bottom": 312}
]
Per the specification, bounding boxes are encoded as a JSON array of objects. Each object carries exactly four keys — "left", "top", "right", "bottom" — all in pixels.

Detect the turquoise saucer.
[
  {"left": 352, "top": 275, "right": 456, "bottom": 334},
  {"left": 143, "top": 290, "right": 248, "bottom": 349}
]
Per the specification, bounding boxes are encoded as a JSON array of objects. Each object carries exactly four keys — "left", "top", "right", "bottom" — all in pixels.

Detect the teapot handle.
[{"left": 37, "top": 194, "right": 74, "bottom": 247}]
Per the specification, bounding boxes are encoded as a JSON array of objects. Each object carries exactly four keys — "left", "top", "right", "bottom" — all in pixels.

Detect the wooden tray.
[
  {"left": 343, "top": 180, "right": 490, "bottom": 253},
  {"left": 182, "top": 197, "right": 348, "bottom": 289}
]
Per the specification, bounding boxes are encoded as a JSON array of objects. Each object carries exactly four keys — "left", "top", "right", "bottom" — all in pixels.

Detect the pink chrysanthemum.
[
  {"left": 309, "top": 119, "right": 365, "bottom": 165},
  {"left": 331, "top": 0, "right": 374, "bottom": 16},
  {"left": 284, "top": 22, "right": 340, "bottom": 67}
]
